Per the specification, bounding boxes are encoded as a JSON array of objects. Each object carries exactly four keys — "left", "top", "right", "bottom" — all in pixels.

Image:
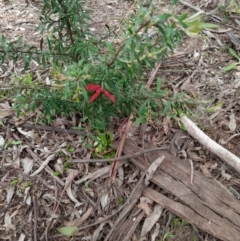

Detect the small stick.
[
  {"left": 33, "top": 196, "right": 38, "bottom": 241},
  {"left": 71, "top": 146, "right": 168, "bottom": 163},
  {"left": 6, "top": 119, "right": 87, "bottom": 136},
  {"left": 111, "top": 113, "right": 134, "bottom": 182}
]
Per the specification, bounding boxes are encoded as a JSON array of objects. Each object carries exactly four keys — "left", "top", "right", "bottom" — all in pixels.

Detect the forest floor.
[{"left": 0, "top": 0, "right": 240, "bottom": 240}]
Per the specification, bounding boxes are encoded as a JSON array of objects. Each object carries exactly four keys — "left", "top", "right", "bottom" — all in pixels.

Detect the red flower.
[{"left": 85, "top": 84, "right": 116, "bottom": 104}]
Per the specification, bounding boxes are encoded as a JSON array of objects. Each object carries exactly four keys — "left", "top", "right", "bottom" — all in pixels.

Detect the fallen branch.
[{"left": 180, "top": 114, "right": 240, "bottom": 174}]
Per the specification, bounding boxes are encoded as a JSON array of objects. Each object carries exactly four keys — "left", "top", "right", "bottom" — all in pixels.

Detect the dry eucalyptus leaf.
[
  {"left": 65, "top": 170, "right": 84, "bottom": 207},
  {"left": 100, "top": 192, "right": 110, "bottom": 210},
  {"left": 91, "top": 222, "right": 105, "bottom": 241},
  {"left": 21, "top": 157, "right": 34, "bottom": 174},
  {"left": 30, "top": 153, "right": 55, "bottom": 176},
  {"left": 12, "top": 145, "right": 21, "bottom": 169},
  {"left": 221, "top": 168, "right": 232, "bottom": 181},
  {"left": 141, "top": 204, "right": 163, "bottom": 237},
  {"left": 145, "top": 155, "right": 165, "bottom": 186},
  {"left": 4, "top": 211, "right": 15, "bottom": 231},
  {"left": 54, "top": 158, "right": 64, "bottom": 174},
  {"left": 18, "top": 233, "right": 26, "bottom": 241},
  {"left": 6, "top": 186, "right": 15, "bottom": 204},
  {"left": 0, "top": 109, "right": 14, "bottom": 118},
  {"left": 137, "top": 200, "right": 151, "bottom": 216},
  {"left": 200, "top": 165, "right": 212, "bottom": 178},
  {"left": 64, "top": 205, "right": 94, "bottom": 227},
  {"left": 233, "top": 77, "right": 240, "bottom": 88},
  {"left": 228, "top": 112, "right": 237, "bottom": 131},
  {"left": 162, "top": 116, "right": 170, "bottom": 134},
  {"left": 0, "top": 235, "right": 12, "bottom": 240},
  {"left": 187, "top": 151, "right": 203, "bottom": 162},
  {"left": 116, "top": 166, "right": 124, "bottom": 187},
  {"left": 17, "top": 128, "right": 38, "bottom": 140},
  {"left": 24, "top": 187, "right": 31, "bottom": 205},
  {"left": 151, "top": 223, "right": 160, "bottom": 241},
  {"left": 0, "top": 135, "right": 5, "bottom": 148}
]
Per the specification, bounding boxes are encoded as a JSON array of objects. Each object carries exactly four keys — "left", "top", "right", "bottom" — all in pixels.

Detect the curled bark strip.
[{"left": 180, "top": 115, "right": 240, "bottom": 174}]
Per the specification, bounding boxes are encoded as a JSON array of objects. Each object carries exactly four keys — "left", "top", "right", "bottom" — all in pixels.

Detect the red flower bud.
[
  {"left": 89, "top": 88, "right": 101, "bottom": 103},
  {"left": 85, "top": 83, "right": 116, "bottom": 104},
  {"left": 103, "top": 90, "right": 116, "bottom": 104}
]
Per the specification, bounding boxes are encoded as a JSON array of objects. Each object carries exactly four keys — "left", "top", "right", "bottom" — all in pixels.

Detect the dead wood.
[
  {"left": 120, "top": 139, "right": 240, "bottom": 241},
  {"left": 180, "top": 115, "right": 240, "bottom": 174},
  {"left": 104, "top": 177, "right": 145, "bottom": 241},
  {"left": 109, "top": 207, "right": 145, "bottom": 241}
]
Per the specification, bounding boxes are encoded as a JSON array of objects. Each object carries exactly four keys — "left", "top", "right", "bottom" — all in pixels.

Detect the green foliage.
[
  {"left": 1, "top": 0, "right": 217, "bottom": 131},
  {"left": 225, "top": 0, "right": 240, "bottom": 14},
  {"left": 63, "top": 161, "right": 73, "bottom": 170},
  {"left": 223, "top": 48, "right": 240, "bottom": 71},
  {"left": 56, "top": 226, "right": 78, "bottom": 237},
  {"left": 37, "top": 0, "right": 95, "bottom": 64},
  {"left": 10, "top": 178, "right": 20, "bottom": 185},
  {"left": 172, "top": 218, "right": 189, "bottom": 227},
  {"left": 118, "top": 197, "right": 124, "bottom": 205},
  {"left": 162, "top": 232, "right": 175, "bottom": 241},
  {"left": 92, "top": 131, "right": 115, "bottom": 158}
]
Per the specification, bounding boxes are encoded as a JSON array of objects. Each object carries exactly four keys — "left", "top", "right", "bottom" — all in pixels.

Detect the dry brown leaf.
[
  {"left": 4, "top": 211, "right": 15, "bottom": 231},
  {"left": 21, "top": 157, "right": 34, "bottom": 174},
  {"left": 6, "top": 186, "right": 15, "bottom": 204},
  {"left": 116, "top": 165, "right": 124, "bottom": 186},
  {"left": 0, "top": 109, "right": 14, "bottom": 118},
  {"left": 100, "top": 192, "right": 110, "bottom": 210},
  {"left": 92, "top": 221, "right": 106, "bottom": 241},
  {"left": 18, "top": 233, "right": 26, "bottom": 241},
  {"left": 64, "top": 205, "right": 94, "bottom": 227},
  {"left": 228, "top": 111, "right": 237, "bottom": 131},
  {"left": 204, "top": 160, "right": 217, "bottom": 169},
  {"left": 54, "top": 158, "right": 64, "bottom": 174},
  {"left": 137, "top": 198, "right": 151, "bottom": 216},
  {"left": 141, "top": 204, "right": 163, "bottom": 237},
  {"left": 12, "top": 145, "right": 21, "bottom": 169},
  {"left": 187, "top": 151, "right": 203, "bottom": 162},
  {"left": 65, "top": 170, "right": 84, "bottom": 207},
  {"left": 0, "top": 135, "right": 5, "bottom": 148},
  {"left": 30, "top": 154, "right": 56, "bottom": 176},
  {"left": 24, "top": 187, "right": 31, "bottom": 205},
  {"left": 221, "top": 168, "right": 232, "bottom": 181},
  {"left": 162, "top": 116, "right": 170, "bottom": 134},
  {"left": 0, "top": 234, "right": 12, "bottom": 240},
  {"left": 200, "top": 164, "right": 212, "bottom": 178},
  {"left": 145, "top": 155, "right": 165, "bottom": 186},
  {"left": 151, "top": 223, "right": 160, "bottom": 241},
  {"left": 17, "top": 128, "right": 38, "bottom": 140}
]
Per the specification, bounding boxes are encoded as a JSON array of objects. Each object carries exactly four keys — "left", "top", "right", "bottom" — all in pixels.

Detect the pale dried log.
[{"left": 180, "top": 114, "right": 240, "bottom": 174}]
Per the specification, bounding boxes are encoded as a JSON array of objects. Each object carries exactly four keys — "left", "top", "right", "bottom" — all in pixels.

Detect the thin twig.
[
  {"left": 72, "top": 146, "right": 168, "bottom": 163},
  {"left": 111, "top": 113, "right": 134, "bottom": 182},
  {"left": 6, "top": 119, "right": 87, "bottom": 136},
  {"left": 33, "top": 196, "right": 38, "bottom": 241},
  {"left": 146, "top": 63, "right": 162, "bottom": 88}
]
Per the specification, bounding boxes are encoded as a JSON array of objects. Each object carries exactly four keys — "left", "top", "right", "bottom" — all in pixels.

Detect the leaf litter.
[{"left": 1, "top": 0, "right": 240, "bottom": 240}]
